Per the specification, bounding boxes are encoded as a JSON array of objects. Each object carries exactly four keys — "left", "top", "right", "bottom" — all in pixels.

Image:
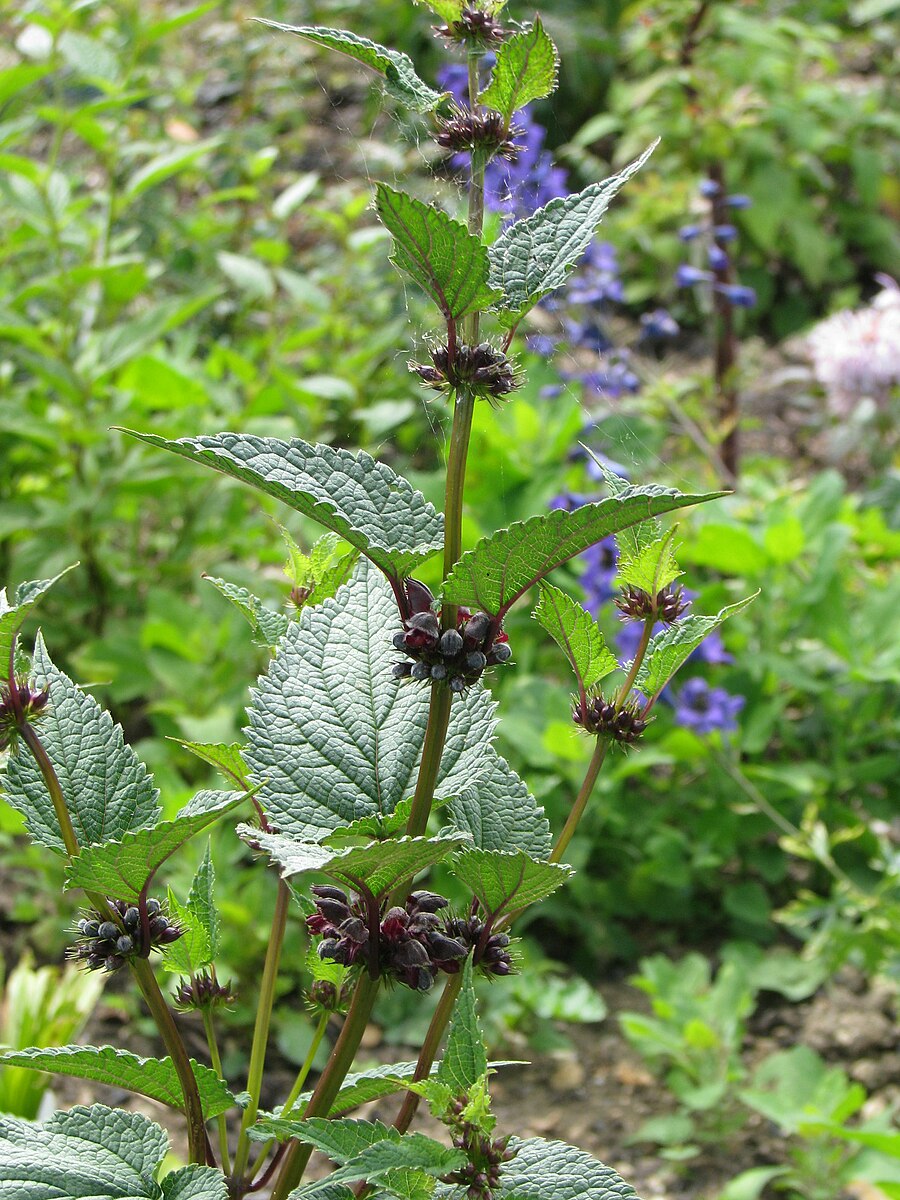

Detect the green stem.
[
  {"left": 232, "top": 879, "right": 291, "bottom": 1183},
  {"left": 202, "top": 1007, "right": 232, "bottom": 1175},
  {"left": 392, "top": 970, "right": 464, "bottom": 1135},
  {"left": 270, "top": 974, "right": 381, "bottom": 1200},
  {"left": 247, "top": 1011, "right": 330, "bottom": 1184},
  {"left": 18, "top": 721, "right": 209, "bottom": 1160},
  {"left": 405, "top": 685, "right": 453, "bottom": 838},
  {"left": 550, "top": 738, "right": 608, "bottom": 865},
  {"left": 615, "top": 616, "right": 655, "bottom": 708}
]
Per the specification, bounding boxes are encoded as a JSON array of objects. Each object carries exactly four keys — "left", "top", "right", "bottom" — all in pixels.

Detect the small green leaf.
[
  {"left": 489, "top": 144, "right": 656, "bottom": 324},
  {"left": 187, "top": 841, "right": 219, "bottom": 958},
  {"left": 496, "top": 1136, "right": 639, "bottom": 1200},
  {"left": 123, "top": 140, "right": 220, "bottom": 201},
  {"left": 175, "top": 741, "right": 250, "bottom": 790},
  {"left": 0, "top": 565, "right": 77, "bottom": 669},
  {"left": 449, "top": 848, "right": 572, "bottom": 918},
  {"left": 478, "top": 18, "right": 559, "bottom": 123},
  {"left": 162, "top": 1165, "right": 229, "bottom": 1200},
  {"left": 121, "top": 432, "right": 443, "bottom": 582},
  {"left": 3, "top": 635, "right": 160, "bottom": 853},
  {"left": 436, "top": 959, "right": 487, "bottom": 1094},
  {"left": 375, "top": 184, "right": 501, "bottom": 322},
  {"left": 0, "top": 1047, "right": 235, "bottom": 1118},
  {"left": 162, "top": 891, "right": 212, "bottom": 976},
  {"left": 253, "top": 22, "right": 443, "bottom": 112},
  {"left": 442, "top": 486, "right": 724, "bottom": 619},
  {"left": 65, "top": 791, "right": 244, "bottom": 901},
  {"left": 533, "top": 582, "right": 617, "bottom": 692},
  {"left": 241, "top": 828, "right": 469, "bottom": 900},
  {"left": 204, "top": 575, "right": 290, "bottom": 648},
  {"left": 412, "top": 0, "right": 464, "bottom": 24},
  {"left": 281, "top": 529, "right": 358, "bottom": 610},
  {"left": 616, "top": 528, "right": 681, "bottom": 596},
  {"left": 635, "top": 594, "right": 758, "bottom": 698}
]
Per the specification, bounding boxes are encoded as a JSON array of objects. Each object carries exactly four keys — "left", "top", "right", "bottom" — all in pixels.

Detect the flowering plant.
[{"left": 0, "top": 3, "right": 754, "bottom": 1197}]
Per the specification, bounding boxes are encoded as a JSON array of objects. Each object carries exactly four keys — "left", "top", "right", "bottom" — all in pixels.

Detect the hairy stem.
[
  {"left": 232, "top": 879, "right": 291, "bottom": 1184},
  {"left": 270, "top": 974, "right": 381, "bottom": 1200},
  {"left": 708, "top": 160, "right": 739, "bottom": 481},
  {"left": 615, "top": 617, "right": 655, "bottom": 707},
  {"left": 549, "top": 738, "right": 609, "bottom": 865},
  {"left": 392, "top": 970, "right": 464, "bottom": 1135},
  {"left": 247, "top": 1011, "right": 329, "bottom": 1184},
  {"left": 202, "top": 1007, "right": 232, "bottom": 1174}
]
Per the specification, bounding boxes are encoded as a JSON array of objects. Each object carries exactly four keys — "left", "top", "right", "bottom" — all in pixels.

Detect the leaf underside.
[
  {"left": 497, "top": 1136, "right": 639, "bottom": 1200},
  {"left": 442, "top": 486, "right": 724, "bottom": 619},
  {"left": 3, "top": 635, "right": 160, "bottom": 853},
  {"left": 253, "top": 21, "right": 443, "bottom": 112},
  {"left": 120, "top": 431, "right": 443, "bottom": 582}
]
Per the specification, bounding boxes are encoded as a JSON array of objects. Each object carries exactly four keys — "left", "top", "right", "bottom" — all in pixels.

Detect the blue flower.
[
  {"left": 674, "top": 678, "right": 745, "bottom": 734},
  {"left": 526, "top": 334, "right": 557, "bottom": 357},
  {"left": 676, "top": 264, "right": 713, "bottom": 287},
  {"left": 699, "top": 178, "right": 721, "bottom": 198},
  {"left": 715, "top": 283, "right": 756, "bottom": 308},
  {"left": 581, "top": 536, "right": 619, "bottom": 614},
  {"left": 565, "top": 240, "right": 624, "bottom": 306},
  {"left": 708, "top": 244, "right": 729, "bottom": 271},
  {"left": 713, "top": 224, "right": 738, "bottom": 242},
  {"left": 639, "top": 308, "right": 680, "bottom": 342},
  {"left": 726, "top": 194, "right": 752, "bottom": 209},
  {"left": 679, "top": 223, "right": 703, "bottom": 242}
]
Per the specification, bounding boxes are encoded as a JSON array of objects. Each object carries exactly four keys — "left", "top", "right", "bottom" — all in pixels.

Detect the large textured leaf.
[
  {"left": 436, "top": 959, "right": 487, "bottom": 1094},
  {"left": 0, "top": 1046, "right": 235, "bottom": 1118},
  {"left": 253, "top": 22, "right": 443, "bottom": 112},
  {"left": 65, "top": 790, "right": 244, "bottom": 900},
  {"left": 635, "top": 594, "right": 758, "bottom": 698},
  {"left": 478, "top": 18, "right": 558, "bottom": 122},
  {"left": 3, "top": 635, "right": 160, "bottom": 853},
  {"left": 442, "top": 487, "right": 723, "bottom": 619},
  {"left": 488, "top": 145, "right": 656, "bottom": 324},
  {"left": 0, "top": 1104, "right": 168, "bottom": 1197},
  {"left": 240, "top": 829, "right": 468, "bottom": 899},
  {"left": 497, "top": 1137, "right": 638, "bottom": 1200},
  {"left": 161, "top": 1167, "right": 228, "bottom": 1200},
  {"left": 533, "top": 583, "right": 617, "bottom": 691},
  {"left": 375, "top": 184, "right": 501, "bottom": 321},
  {"left": 0, "top": 565, "right": 77, "bottom": 669},
  {"left": 445, "top": 752, "right": 551, "bottom": 858},
  {"left": 282, "top": 1121, "right": 463, "bottom": 1194},
  {"left": 121, "top": 432, "right": 443, "bottom": 582},
  {"left": 449, "top": 848, "right": 571, "bottom": 918},
  {"left": 244, "top": 563, "right": 498, "bottom": 842}
]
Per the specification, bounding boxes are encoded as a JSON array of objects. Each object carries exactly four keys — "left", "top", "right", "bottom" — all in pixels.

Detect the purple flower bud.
[
  {"left": 708, "top": 244, "right": 729, "bottom": 271},
  {"left": 714, "top": 224, "right": 737, "bottom": 242},
  {"left": 639, "top": 307, "right": 680, "bottom": 341},
  {"left": 490, "top": 642, "right": 512, "bottom": 663},
  {"left": 392, "top": 662, "right": 412, "bottom": 679},
  {"left": 675, "top": 264, "right": 713, "bottom": 288},
  {"left": 678, "top": 223, "right": 703, "bottom": 242},
  {"left": 699, "top": 178, "right": 721, "bottom": 197},
  {"left": 715, "top": 284, "right": 757, "bottom": 308},
  {"left": 726, "top": 193, "right": 752, "bottom": 209},
  {"left": 439, "top": 628, "right": 464, "bottom": 656},
  {"left": 404, "top": 578, "right": 435, "bottom": 615}
]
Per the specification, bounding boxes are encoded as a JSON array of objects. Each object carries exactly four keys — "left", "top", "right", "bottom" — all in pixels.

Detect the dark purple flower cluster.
[
  {"left": 307, "top": 886, "right": 469, "bottom": 992},
  {"left": 435, "top": 5, "right": 506, "bottom": 48},
  {"left": 392, "top": 580, "right": 511, "bottom": 693},
  {"left": 573, "top": 694, "right": 649, "bottom": 744},
  {"left": 676, "top": 178, "right": 756, "bottom": 309},
  {"left": 70, "top": 898, "right": 182, "bottom": 973},
  {"left": 443, "top": 1098, "right": 518, "bottom": 1200},
  {"left": 0, "top": 679, "right": 49, "bottom": 751},
  {"left": 173, "top": 970, "right": 236, "bottom": 1011},
  {"left": 441, "top": 911, "right": 513, "bottom": 977},
  {"left": 411, "top": 341, "right": 520, "bottom": 403},
  {"left": 616, "top": 583, "right": 688, "bottom": 624}
]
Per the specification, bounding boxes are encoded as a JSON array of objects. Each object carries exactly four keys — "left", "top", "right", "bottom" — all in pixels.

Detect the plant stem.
[
  {"left": 202, "top": 1007, "right": 232, "bottom": 1174},
  {"left": 615, "top": 617, "right": 655, "bottom": 708},
  {"left": 549, "top": 738, "right": 609, "bottom": 865},
  {"left": 232, "top": 879, "right": 291, "bottom": 1184},
  {"left": 708, "top": 160, "right": 739, "bottom": 482},
  {"left": 270, "top": 974, "right": 380, "bottom": 1200},
  {"left": 18, "top": 720, "right": 209, "bottom": 1161},
  {"left": 392, "top": 970, "right": 464, "bottom": 1135},
  {"left": 247, "top": 1010, "right": 329, "bottom": 1185}
]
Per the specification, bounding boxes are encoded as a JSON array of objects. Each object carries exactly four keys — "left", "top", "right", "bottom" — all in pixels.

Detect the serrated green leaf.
[
  {"left": 250, "top": 1062, "right": 429, "bottom": 1134},
  {"left": 253, "top": 22, "right": 443, "bottom": 112},
  {"left": 436, "top": 959, "right": 487, "bottom": 1094},
  {"left": 241, "top": 829, "right": 468, "bottom": 899},
  {"left": 204, "top": 575, "right": 290, "bottom": 648},
  {"left": 65, "top": 791, "right": 244, "bottom": 901},
  {"left": 375, "top": 184, "right": 501, "bottom": 322},
  {"left": 445, "top": 751, "right": 551, "bottom": 857},
  {"left": 442, "top": 486, "right": 724, "bottom": 619},
  {"left": 281, "top": 529, "right": 358, "bottom": 611},
  {"left": 373, "top": 1168, "right": 435, "bottom": 1200},
  {"left": 488, "top": 145, "right": 656, "bottom": 324},
  {"left": 162, "top": 890, "right": 212, "bottom": 976},
  {"left": 413, "top": 0, "right": 463, "bottom": 24},
  {"left": 0, "top": 566, "right": 77, "bottom": 670},
  {"left": 497, "top": 1136, "right": 639, "bottom": 1200},
  {"left": 616, "top": 528, "right": 681, "bottom": 595},
  {"left": 287, "top": 1121, "right": 464, "bottom": 1195},
  {"left": 449, "top": 848, "right": 572, "bottom": 918},
  {"left": 3, "top": 635, "right": 160, "bottom": 854},
  {"left": 582, "top": 452, "right": 658, "bottom": 561},
  {"left": 478, "top": 18, "right": 559, "bottom": 122},
  {"left": 288, "top": 1117, "right": 402, "bottom": 1162},
  {"left": 635, "top": 594, "right": 758, "bottom": 698},
  {"left": 175, "top": 740, "right": 250, "bottom": 790},
  {"left": 0, "top": 1104, "right": 168, "bottom": 1196},
  {"left": 244, "top": 562, "right": 501, "bottom": 842},
  {"left": 533, "top": 582, "right": 617, "bottom": 691},
  {"left": 161, "top": 1166, "right": 229, "bottom": 1200},
  {"left": 0, "top": 1047, "right": 235, "bottom": 1118},
  {"left": 121, "top": 431, "right": 443, "bottom": 582},
  {"left": 188, "top": 841, "right": 219, "bottom": 957}
]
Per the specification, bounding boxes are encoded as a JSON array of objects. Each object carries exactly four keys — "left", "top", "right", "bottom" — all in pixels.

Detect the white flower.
[{"left": 807, "top": 277, "right": 900, "bottom": 416}]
